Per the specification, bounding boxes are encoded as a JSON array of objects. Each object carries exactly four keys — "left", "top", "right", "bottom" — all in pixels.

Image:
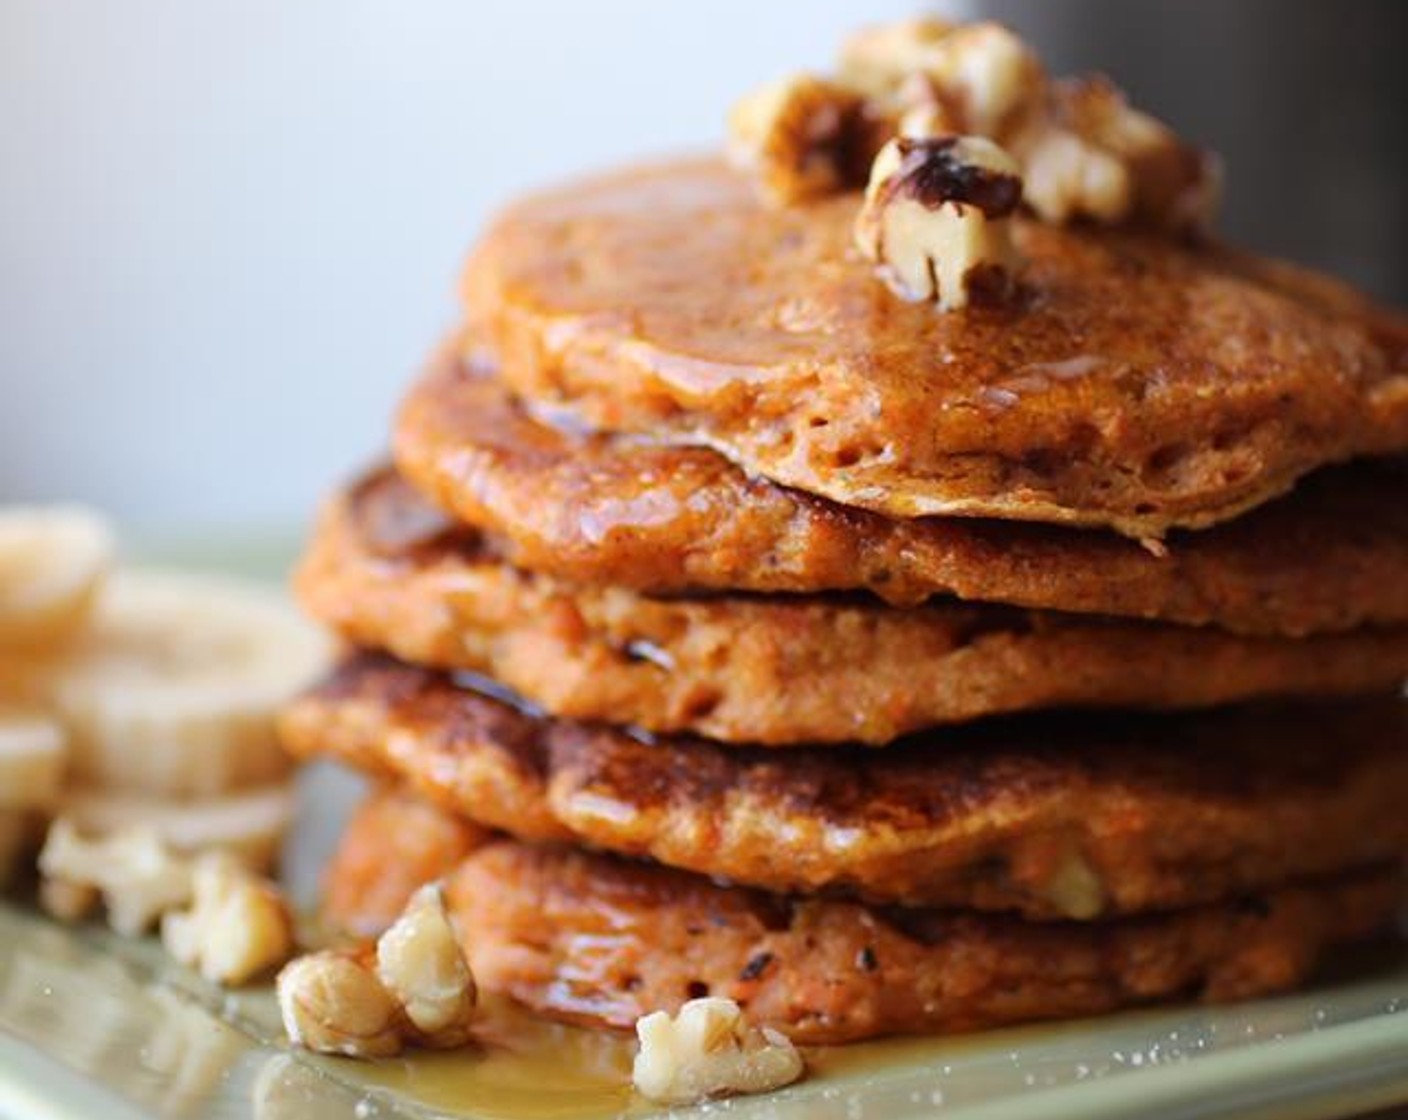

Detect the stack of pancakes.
[{"left": 281, "top": 154, "right": 1408, "bottom": 1043}]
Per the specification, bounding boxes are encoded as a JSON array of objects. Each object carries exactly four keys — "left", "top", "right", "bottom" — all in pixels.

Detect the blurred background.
[{"left": 2, "top": 0, "right": 1405, "bottom": 533}]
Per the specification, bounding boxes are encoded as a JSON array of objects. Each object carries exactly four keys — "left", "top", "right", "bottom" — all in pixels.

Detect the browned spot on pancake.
[{"left": 281, "top": 656, "right": 1408, "bottom": 919}]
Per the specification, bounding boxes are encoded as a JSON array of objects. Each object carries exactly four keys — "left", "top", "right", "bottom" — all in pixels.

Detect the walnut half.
[
  {"left": 726, "top": 74, "right": 886, "bottom": 205},
  {"left": 278, "top": 883, "right": 476, "bottom": 1059},
  {"left": 277, "top": 951, "right": 406, "bottom": 1060},
  {"left": 844, "top": 20, "right": 1044, "bottom": 139},
  {"left": 1045, "top": 75, "right": 1220, "bottom": 231},
  {"left": 1044, "top": 848, "right": 1107, "bottom": 920},
  {"left": 375, "top": 883, "right": 477, "bottom": 1047},
  {"left": 854, "top": 135, "right": 1024, "bottom": 311},
  {"left": 37, "top": 818, "right": 194, "bottom": 936},
  {"left": 732, "top": 18, "right": 1218, "bottom": 234},
  {"left": 161, "top": 854, "right": 294, "bottom": 986},
  {"left": 632, "top": 997, "right": 805, "bottom": 1105}
]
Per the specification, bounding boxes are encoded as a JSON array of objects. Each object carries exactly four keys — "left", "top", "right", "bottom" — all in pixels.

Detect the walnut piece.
[
  {"left": 38, "top": 817, "right": 194, "bottom": 936},
  {"left": 277, "top": 952, "right": 406, "bottom": 1060},
  {"left": 37, "top": 815, "right": 295, "bottom": 984},
  {"left": 632, "top": 997, "right": 805, "bottom": 1105},
  {"left": 837, "top": 17, "right": 958, "bottom": 99},
  {"left": 279, "top": 882, "right": 476, "bottom": 1059},
  {"left": 1044, "top": 75, "right": 1220, "bottom": 230},
  {"left": 726, "top": 73, "right": 883, "bottom": 205},
  {"left": 1045, "top": 848, "right": 1107, "bottom": 920},
  {"left": 845, "top": 21, "right": 1044, "bottom": 138},
  {"left": 162, "top": 854, "right": 294, "bottom": 985},
  {"left": 855, "top": 135, "right": 1024, "bottom": 311},
  {"left": 895, "top": 54, "right": 1215, "bottom": 231},
  {"left": 1017, "top": 125, "right": 1133, "bottom": 224},
  {"left": 735, "top": 19, "right": 1217, "bottom": 232},
  {"left": 375, "top": 883, "right": 477, "bottom": 1047}
]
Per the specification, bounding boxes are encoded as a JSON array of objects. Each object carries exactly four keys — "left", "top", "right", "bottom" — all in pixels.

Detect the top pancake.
[{"left": 462, "top": 158, "right": 1408, "bottom": 536}]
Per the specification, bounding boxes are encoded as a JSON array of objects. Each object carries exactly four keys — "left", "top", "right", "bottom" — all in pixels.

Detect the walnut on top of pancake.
[
  {"left": 727, "top": 18, "right": 1219, "bottom": 311},
  {"left": 855, "top": 135, "right": 1023, "bottom": 310},
  {"left": 725, "top": 75, "right": 886, "bottom": 205}
]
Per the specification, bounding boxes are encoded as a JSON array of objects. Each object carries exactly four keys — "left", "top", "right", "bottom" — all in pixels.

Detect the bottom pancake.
[{"left": 325, "top": 789, "right": 1403, "bottom": 1045}]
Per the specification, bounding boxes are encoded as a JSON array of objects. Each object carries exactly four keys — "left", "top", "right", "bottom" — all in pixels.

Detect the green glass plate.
[{"left": 4, "top": 895, "right": 1408, "bottom": 1120}]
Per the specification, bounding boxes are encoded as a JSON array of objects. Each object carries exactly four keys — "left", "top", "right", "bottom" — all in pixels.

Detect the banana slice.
[
  {"left": 59, "top": 783, "right": 296, "bottom": 871},
  {"left": 0, "top": 506, "right": 113, "bottom": 652},
  {"left": 38, "top": 570, "right": 332, "bottom": 797},
  {"left": 0, "top": 709, "right": 67, "bottom": 810}
]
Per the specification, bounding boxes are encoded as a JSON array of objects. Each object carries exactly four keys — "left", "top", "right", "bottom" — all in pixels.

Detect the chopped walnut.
[
  {"left": 896, "top": 88, "right": 962, "bottom": 141},
  {"left": 162, "top": 855, "right": 294, "bottom": 985},
  {"left": 1047, "top": 75, "right": 1219, "bottom": 230},
  {"left": 726, "top": 73, "right": 883, "bottom": 205},
  {"left": 633, "top": 997, "right": 805, "bottom": 1105},
  {"left": 1017, "top": 125, "right": 1133, "bottom": 224},
  {"left": 840, "top": 21, "right": 1044, "bottom": 140},
  {"left": 735, "top": 18, "right": 1216, "bottom": 232},
  {"left": 38, "top": 818, "right": 194, "bottom": 936},
  {"left": 855, "top": 135, "right": 1024, "bottom": 311},
  {"left": 913, "top": 24, "right": 1043, "bottom": 139},
  {"left": 1045, "top": 849, "right": 1107, "bottom": 920},
  {"left": 1005, "top": 75, "right": 1218, "bottom": 230},
  {"left": 375, "top": 883, "right": 477, "bottom": 1047},
  {"left": 37, "top": 815, "right": 296, "bottom": 986},
  {"left": 279, "top": 882, "right": 476, "bottom": 1059},
  {"left": 837, "top": 17, "right": 958, "bottom": 99},
  {"left": 277, "top": 951, "right": 406, "bottom": 1060}
]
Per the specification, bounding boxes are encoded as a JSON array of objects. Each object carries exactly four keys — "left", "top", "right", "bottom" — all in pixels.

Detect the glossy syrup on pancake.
[
  {"left": 394, "top": 355, "right": 1408, "bottom": 636},
  {"left": 460, "top": 158, "right": 1408, "bottom": 535}
]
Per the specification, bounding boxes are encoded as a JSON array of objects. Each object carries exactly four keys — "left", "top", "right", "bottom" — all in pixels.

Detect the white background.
[{"left": 1, "top": 0, "right": 971, "bottom": 531}]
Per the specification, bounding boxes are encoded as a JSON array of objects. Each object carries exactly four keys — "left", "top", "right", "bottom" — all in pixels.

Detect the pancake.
[
  {"left": 321, "top": 786, "right": 489, "bottom": 938},
  {"left": 281, "top": 655, "right": 1408, "bottom": 919},
  {"left": 298, "top": 468, "right": 1408, "bottom": 745},
  {"left": 322, "top": 792, "right": 1402, "bottom": 1044},
  {"left": 459, "top": 157, "right": 1408, "bottom": 536},
  {"left": 394, "top": 357, "right": 1408, "bottom": 636}
]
